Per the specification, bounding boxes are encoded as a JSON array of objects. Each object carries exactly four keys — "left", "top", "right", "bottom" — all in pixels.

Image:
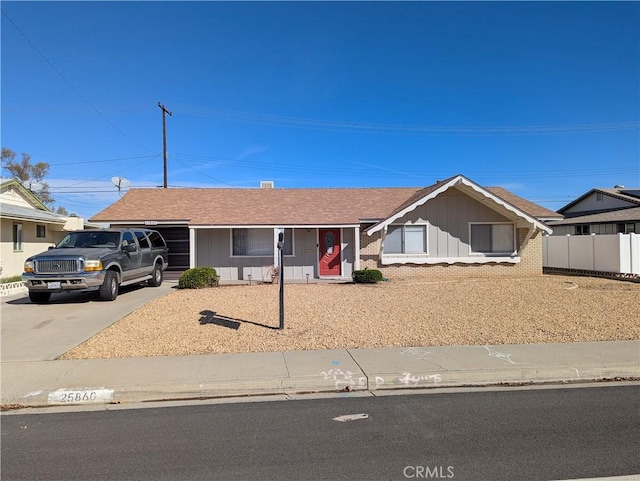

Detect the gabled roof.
[
  {"left": 0, "top": 178, "right": 50, "bottom": 211},
  {"left": 547, "top": 206, "right": 640, "bottom": 225},
  {"left": 89, "top": 177, "right": 558, "bottom": 231},
  {"left": 558, "top": 187, "right": 640, "bottom": 214},
  {"left": 366, "top": 175, "right": 554, "bottom": 235}
]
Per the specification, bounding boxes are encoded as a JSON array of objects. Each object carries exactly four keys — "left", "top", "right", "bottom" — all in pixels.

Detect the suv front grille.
[{"left": 35, "top": 259, "right": 83, "bottom": 274}]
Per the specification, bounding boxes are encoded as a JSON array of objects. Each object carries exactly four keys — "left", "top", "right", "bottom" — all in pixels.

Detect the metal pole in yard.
[{"left": 278, "top": 230, "right": 285, "bottom": 330}]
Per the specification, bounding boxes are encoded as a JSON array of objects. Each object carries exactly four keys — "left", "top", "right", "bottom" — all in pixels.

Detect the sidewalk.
[{"left": 2, "top": 340, "right": 638, "bottom": 409}]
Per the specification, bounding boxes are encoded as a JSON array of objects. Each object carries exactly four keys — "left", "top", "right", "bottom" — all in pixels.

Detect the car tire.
[
  {"left": 99, "top": 270, "right": 119, "bottom": 301},
  {"left": 148, "top": 263, "right": 163, "bottom": 287},
  {"left": 29, "top": 291, "right": 51, "bottom": 304}
]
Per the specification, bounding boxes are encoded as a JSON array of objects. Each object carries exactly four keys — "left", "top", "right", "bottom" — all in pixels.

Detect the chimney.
[{"left": 260, "top": 181, "right": 274, "bottom": 189}]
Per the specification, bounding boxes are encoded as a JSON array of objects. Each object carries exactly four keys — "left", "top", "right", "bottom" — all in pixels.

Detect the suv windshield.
[{"left": 56, "top": 231, "right": 121, "bottom": 249}]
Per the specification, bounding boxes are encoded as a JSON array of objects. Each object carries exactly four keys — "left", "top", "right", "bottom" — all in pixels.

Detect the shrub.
[
  {"left": 0, "top": 275, "right": 23, "bottom": 284},
  {"left": 352, "top": 269, "right": 383, "bottom": 284},
  {"left": 178, "top": 267, "right": 218, "bottom": 289}
]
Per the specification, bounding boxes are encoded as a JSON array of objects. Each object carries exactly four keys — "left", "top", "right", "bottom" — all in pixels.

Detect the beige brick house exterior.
[
  {"left": 360, "top": 228, "right": 543, "bottom": 278},
  {"left": 91, "top": 174, "right": 560, "bottom": 281}
]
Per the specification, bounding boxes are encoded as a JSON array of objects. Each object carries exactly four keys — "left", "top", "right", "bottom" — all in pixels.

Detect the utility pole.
[{"left": 158, "top": 102, "right": 172, "bottom": 188}]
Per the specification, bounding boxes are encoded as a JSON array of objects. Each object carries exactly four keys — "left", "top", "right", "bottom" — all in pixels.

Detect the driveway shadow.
[
  {"left": 5, "top": 284, "right": 147, "bottom": 305},
  {"left": 198, "top": 310, "right": 279, "bottom": 330}
]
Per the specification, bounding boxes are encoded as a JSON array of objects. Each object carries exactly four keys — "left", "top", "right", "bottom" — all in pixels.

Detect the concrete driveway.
[{"left": 0, "top": 281, "right": 176, "bottom": 362}]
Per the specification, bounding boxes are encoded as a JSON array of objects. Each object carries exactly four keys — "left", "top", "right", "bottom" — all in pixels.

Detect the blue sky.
[{"left": 2, "top": 1, "right": 638, "bottom": 219}]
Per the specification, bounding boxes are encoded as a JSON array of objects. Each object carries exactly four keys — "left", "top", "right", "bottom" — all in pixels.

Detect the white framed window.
[
  {"left": 469, "top": 223, "right": 515, "bottom": 254},
  {"left": 232, "top": 228, "right": 293, "bottom": 256},
  {"left": 13, "top": 223, "right": 23, "bottom": 251},
  {"left": 385, "top": 224, "right": 427, "bottom": 254}
]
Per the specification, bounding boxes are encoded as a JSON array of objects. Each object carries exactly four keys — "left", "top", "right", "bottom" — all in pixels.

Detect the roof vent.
[
  {"left": 260, "top": 181, "right": 274, "bottom": 189},
  {"left": 614, "top": 185, "right": 625, "bottom": 189}
]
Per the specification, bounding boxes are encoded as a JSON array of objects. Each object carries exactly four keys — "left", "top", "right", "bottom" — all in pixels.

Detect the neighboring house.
[
  {"left": 89, "top": 174, "right": 560, "bottom": 281},
  {"left": 547, "top": 186, "right": 640, "bottom": 236},
  {"left": 0, "top": 179, "right": 87, "bottom": 278}
]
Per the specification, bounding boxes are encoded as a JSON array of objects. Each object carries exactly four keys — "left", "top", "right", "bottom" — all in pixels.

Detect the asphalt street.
[{"left": 2, "top": 385, "right": 639, "bottom": 481}]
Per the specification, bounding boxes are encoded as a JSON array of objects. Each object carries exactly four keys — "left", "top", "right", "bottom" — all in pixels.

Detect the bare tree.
[{"left": 2, "top": 147, "right": 55, "bottom": 207}]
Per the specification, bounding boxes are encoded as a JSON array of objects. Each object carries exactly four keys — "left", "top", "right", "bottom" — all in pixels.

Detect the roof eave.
[{"left": 366, "top": 175, "right": 553, "bottom": 236}]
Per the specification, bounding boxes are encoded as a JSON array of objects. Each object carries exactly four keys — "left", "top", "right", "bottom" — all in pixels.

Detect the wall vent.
[{"left": 260, "top": 181, "right": 274, "bottom": 189}]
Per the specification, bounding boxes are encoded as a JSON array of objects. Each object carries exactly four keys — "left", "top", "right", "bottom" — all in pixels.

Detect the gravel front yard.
[{"left": 61, "top": 275, "right": 640, "bottom": 360}]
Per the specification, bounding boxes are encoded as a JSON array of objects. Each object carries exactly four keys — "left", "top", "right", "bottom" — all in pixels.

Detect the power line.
[
  {"left": 1, "top": 9, "right": 153, "bottom": 153},
  {"left": 60, "top": 155, "right": 160, "bottom": 188},
  {"left": 173, "top": 102, "right": 640, "bottom": 136},
  {"left": 170, "top": 151, "right": 639, "bottom": 180},
  {"left": 170, "top": 157, "right": 237, "bottom": 187},
  {"left": 48, "top": 154, "right": 159, "bottom": 166}
]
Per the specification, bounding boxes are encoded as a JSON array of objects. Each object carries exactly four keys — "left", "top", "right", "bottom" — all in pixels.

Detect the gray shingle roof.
[
  {"left": 0, "top": 202, "right": 68, "bottom": 224},
  {"left": 90, "top": 181, "right": 560, "bottom": 226},
  {"left": 547, "top": 206, "right": 640, "bottom": 225}
]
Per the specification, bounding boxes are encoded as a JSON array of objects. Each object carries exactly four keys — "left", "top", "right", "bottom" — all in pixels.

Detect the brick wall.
[{"left": 359, "top": 228, "right": 543, "bottom": 279}]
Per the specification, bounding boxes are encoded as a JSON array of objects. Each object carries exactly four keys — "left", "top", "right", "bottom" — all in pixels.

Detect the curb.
[{"left": 4, "top": 364, "right": 638, "bottom": 411}]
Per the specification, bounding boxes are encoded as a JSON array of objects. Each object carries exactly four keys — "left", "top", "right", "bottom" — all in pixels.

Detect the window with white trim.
[
  {"left": 385, "top": 224, "right": 427, "bottom": 254},
  {"left": 470, "top": 223, "right": 515, "bottom": 254},
  {"left": 232, "top": 228, "right": 293, "bottom": 256}
]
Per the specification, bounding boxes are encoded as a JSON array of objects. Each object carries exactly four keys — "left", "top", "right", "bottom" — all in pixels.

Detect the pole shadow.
[{"left": 198, "top": 310, "right": 279, "bottom": 330}]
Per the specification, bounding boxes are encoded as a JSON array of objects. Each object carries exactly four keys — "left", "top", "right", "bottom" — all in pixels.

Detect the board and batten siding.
[
  {"left": 563, "top": 193, "right": 636, "bottom": 214},
  {"left": 389, "top": 188, "right": 514, "bottom": 258},
  {"left": 195, "top": 227, "right": 354, "bottom": 281}
]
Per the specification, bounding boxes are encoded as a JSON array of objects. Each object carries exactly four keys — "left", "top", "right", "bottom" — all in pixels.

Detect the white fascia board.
[
  {"left": 366, "top": 176, "right": 464, "bottom": 236},
  {"left": 456, "top": 177, "right": 553, "bottom": 234},
  {"left": 1, "top": 214, "right": 67, "bottom": 225},
  {"left": 366, "top": 175, "right": 552, "bottom": 236},
  {"left": 105, "top": 220, "right": 190, "bottom": 226},
  {"left": 190, "top": 224, "right": 360, "bottom": 229}
]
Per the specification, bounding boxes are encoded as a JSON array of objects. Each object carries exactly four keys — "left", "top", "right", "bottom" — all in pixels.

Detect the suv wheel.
[
  {"left": 99, "top": 271, "right": 119, "bottom": 301},
  {"left": 29, "top": 291, "right": 51, "bottom": 304},
  {"left": 149, "top": 263, "right": 163, "bottom": 287}
]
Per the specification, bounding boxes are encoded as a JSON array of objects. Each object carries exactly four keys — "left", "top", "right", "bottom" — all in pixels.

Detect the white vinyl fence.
[{"left": 543, "top": 233, "right": 640, "bottom": 275}]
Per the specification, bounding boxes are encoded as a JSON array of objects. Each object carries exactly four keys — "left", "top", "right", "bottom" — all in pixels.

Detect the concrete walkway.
[{"left": 2, "top": 340, "right": 638, "bottom": 408}]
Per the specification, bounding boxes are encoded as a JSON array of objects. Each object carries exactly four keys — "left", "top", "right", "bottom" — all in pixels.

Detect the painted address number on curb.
[{"left": 48, "top": 389, "right": 114, "bottom": 404}]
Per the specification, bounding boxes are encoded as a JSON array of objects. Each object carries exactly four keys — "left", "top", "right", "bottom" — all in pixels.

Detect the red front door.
[{"left": 319, "top": 229, "right": 341, "bottom": 276}]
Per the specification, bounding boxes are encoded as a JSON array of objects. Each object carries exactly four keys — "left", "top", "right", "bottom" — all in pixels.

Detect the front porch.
[{"left": 190, "top": 226, "right": 360, "bottom": 282}]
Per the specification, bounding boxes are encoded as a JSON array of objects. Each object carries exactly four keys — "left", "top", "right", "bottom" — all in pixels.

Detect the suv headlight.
[
  {"left": 84, "top": 260, "right": 103, "bottom": 272},
  {"left": 24, "top": 260, "right": 34, "bottom": 273}
]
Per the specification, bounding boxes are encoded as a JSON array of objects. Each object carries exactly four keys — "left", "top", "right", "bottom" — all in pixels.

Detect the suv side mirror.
[{"left": 122, "top": 242, "right": 137, "bottom": 253}]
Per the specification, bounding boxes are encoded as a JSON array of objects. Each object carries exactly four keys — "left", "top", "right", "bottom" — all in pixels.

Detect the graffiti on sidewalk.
[
  {"left": 484, "top": 345, "right": 516, "bottom": 364},
  {"left": 398, "top": 372, "right": 442, "bottom": 386},
  {"left": 320, "top": 368, "right": 384, "bottom": 390}
]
